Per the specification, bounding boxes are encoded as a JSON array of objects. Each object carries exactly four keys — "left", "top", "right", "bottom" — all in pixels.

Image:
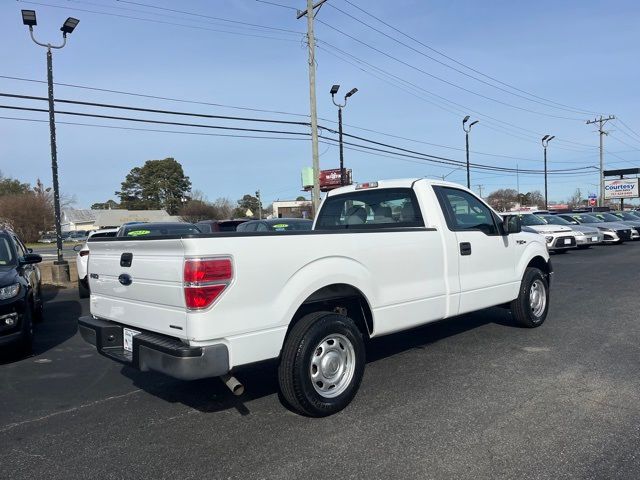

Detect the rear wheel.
[
  {"left": 510, "top": 267, "right": 549, "bottom": 328},
  {"left": 278, "top": 311, "right": 365, "bottom": 417}
]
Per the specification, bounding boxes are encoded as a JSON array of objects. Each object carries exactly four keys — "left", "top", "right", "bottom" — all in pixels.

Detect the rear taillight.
[
  {"left": 183, "top": 257, "right": 233, "bottom": 310},
  {"left": 79, "top": 250, "right": 89, "bottom": 257}
]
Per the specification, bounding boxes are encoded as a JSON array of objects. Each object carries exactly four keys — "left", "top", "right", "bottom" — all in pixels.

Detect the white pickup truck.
[{"left": 79, "top": 179, "right": 552, "bottom": 417}]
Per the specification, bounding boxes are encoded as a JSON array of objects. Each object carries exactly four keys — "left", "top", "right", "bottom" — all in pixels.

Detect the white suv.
[{"left": 513, "top": 213, "right": 577, "bottom": 252}]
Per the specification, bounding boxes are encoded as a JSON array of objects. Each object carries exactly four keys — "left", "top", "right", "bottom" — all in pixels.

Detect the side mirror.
[
  {"left": 20, "top": 253, "right": 42, "bottom": 265},
  {"left": 502, "top": 215, "right": 521, "bottom": 235}
]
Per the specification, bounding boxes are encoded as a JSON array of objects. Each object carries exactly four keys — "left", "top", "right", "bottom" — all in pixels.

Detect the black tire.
[
  {"left": 576, "top": 245, "right": 590, "bottom": 250},
  {"left": 553, "top": 249, "right": 568, "bottom": 254},
  {"left": 278, "top": 311, "right": 365, "bottom": 417},
  {"left": 78, "top": 277, "right": 90, "bottom": 299},
  {"left": 19, "top": 304, "right": 34, "bottom": 356},
  {"left": 33, "top": 285, "right": 44, "bottom": 323},
  {"left": 510, "top": 267, "right": 549, "bottom": 328}
]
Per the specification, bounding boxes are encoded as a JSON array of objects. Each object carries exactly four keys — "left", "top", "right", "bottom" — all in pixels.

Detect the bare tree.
[
  {"left": 0, "top": 193, "right": 54, "bottom": 242},
  {"left": 486, "top": 188, "right": 519, "bottom": 212}
]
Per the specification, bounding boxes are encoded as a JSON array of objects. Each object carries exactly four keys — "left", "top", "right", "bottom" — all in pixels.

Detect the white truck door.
[{"left": 433, "top": 186, "right": 518, "bottom": 314}]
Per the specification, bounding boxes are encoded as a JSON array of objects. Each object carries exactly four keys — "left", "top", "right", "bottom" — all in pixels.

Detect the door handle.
[{"left": 459, "top": 242, "right": 472, "bottom": 256}]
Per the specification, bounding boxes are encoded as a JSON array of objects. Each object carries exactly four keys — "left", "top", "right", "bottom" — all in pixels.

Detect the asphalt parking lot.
[{"left": 1, "top": 243, "right": 639, "bottom": 479}]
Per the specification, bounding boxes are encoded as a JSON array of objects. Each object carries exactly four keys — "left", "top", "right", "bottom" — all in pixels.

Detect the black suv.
[{"left": 0, "top": 229, "right": 43, "bottom": 354}]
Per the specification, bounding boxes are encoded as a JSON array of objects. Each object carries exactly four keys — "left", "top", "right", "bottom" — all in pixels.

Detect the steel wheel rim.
[
  {"left": 309, "top": 333, "right": 356, "bottom": 398},
  {"left": 529, "top": 279, "right": 546, "bottom": 318}
]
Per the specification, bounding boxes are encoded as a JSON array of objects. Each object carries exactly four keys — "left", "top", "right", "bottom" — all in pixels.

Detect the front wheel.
[
  {"left": 278, "top": 312, "right": 365, "bottom": 417},
  {"left": 19, "top": 304, "right": 34, "bottom": 355},
  {"left": 510, "top": 267, "right": 549, "bottom": 328}
]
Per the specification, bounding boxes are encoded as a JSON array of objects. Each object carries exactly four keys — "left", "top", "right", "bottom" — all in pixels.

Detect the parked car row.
[
  {"left": 509, "top": 210, "right": 640, "bottom": 253},
  {"left": 74, "top": 218, "right": 313, "bottom": 298}
]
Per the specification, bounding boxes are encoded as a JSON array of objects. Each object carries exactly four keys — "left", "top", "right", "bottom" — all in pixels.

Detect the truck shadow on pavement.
[{"left": 121, "top": 307, "right": 519, "bottom": 416}]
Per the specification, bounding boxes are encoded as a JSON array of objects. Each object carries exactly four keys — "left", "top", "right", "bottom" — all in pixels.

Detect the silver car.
[
  {"left": 610, "top": 211, "right": 640, "bottom": 235},
  {"left": 557, "top": 213, "right": 634, "bottom": 244},
  {"left": 591, "top": 212, "right": 640, "bottom": 240},
  {"left": 538, "top": 214, "right": 603, "bottom": 249}
]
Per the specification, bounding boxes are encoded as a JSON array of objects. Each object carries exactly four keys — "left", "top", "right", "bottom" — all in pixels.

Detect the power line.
[
  {"left": 0, "top": 75, "right": 599, "bottom": 162},
  {"left": 315, "top": 18, "right": 585, "bottom": 122},
  {"left": 341, "top": 0, "right": 603, "bottom": 116},
  {"left": 321, "top": 138, "right": 598, "bottom": 176},
  {"left": 0, "top": 104, "right": 312, "bottom": 136},
  {"left": 255, "top": 0, "right": 298, "bottom": 10},
  {"left": 115, "top": 0, "right": 305, "bottom": 34},
  {"left": 326, "top": 2, "right": 595, "bottom": 116},
  {"left": 1, "top": 102, "right": 596, "bottom": 175},
  {"left": 610, "top": 121, "right": 640, "bottom": 147},
  {"left": 0, "top": 115, "right": 312, "bottom": 141},
  {"left": 321, "top": 128, "right": 594, "bottom": 174},
  {"left": 317, "top": 41, "right": 597, "bottom": 151},
  {"left": 616, "top": 118, "right": 640, "bottom": 141},
  {"left": 0, "top": 75, "right": 311, "bottom": 118},
  {"left": 18, "top": 1, "right": 303, "bottom": 42},
  {"left": 0, "top": 92, "right": 311, "bottom": 126}
]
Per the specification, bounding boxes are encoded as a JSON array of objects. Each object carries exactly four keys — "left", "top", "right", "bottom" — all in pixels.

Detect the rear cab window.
[{"left": 315, "top": 188, "right": 424, "bottom": 230}]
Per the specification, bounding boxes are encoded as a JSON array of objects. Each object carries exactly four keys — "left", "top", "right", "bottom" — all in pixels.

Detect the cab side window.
[{"left": 435, "top": 187, "right": 498, "bottom": 235}]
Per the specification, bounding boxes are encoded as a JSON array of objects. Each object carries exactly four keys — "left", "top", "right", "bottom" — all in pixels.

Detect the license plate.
[
  {"left": 123, "top": 328, "right": 141, "bottom": 352},
  {"left": 564, "top": 238, "right": 572, "bottom": 245},
  {"left": 592, "top": 236, "right": 598, "bottom": 242}
]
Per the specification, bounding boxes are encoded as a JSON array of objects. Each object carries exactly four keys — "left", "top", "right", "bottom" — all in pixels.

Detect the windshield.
[
  {"left": 519, "top": 214, "right": 547, "bottom": 226},
  {"left": 570, "top": 214, "right": 600, "bottom": 224},
  {"left": 614, "top": 212, "right": 639, "bottom": 221},
  {"left": 0, "top": 236, "right": 16, "bottom": 267},
  {"left": 594, "top": 213, "right": 622, "bottom": 222},
  {"left": 122, "top": 224, "right": 201, "bottom": 237},
  {"left": 541, "top": 215, "right": 571, "bottom": 226}
]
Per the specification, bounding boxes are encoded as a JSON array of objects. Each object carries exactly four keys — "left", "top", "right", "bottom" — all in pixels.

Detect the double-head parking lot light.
[
  {"left": 20, "top": 9, "right": 80, "bottom": 281},
  {"left": 330, "top": 84, "right": 358, "bottom": 185}
]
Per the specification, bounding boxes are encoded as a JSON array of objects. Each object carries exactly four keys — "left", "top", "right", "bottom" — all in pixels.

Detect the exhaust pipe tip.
[{"left": 221, "top": 374, "right": 245, "bottom": 396}]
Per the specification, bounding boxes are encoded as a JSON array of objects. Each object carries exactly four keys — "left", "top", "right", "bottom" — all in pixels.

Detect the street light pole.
[
  {"left": 541, "top": 135, "right": 555, "bottom": 210},
  {"left": 462, "top": 116, "right": 479, "bottom": 189},
  {"left": 21, "top": 10, "right": 79, "bottom": 282},
  {"left": 330, "top": 85, "right": 358, "bottom": 185}
]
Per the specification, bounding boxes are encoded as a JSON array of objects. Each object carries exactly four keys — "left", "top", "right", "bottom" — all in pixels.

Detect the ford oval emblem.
[{"left": 118, "top": 273, "right": 133, "bottom": 286}]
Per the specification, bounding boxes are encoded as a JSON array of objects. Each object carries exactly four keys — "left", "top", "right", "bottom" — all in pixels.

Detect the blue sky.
[{"left": 1, "top": 0, "right": 639, "bottom": 208}]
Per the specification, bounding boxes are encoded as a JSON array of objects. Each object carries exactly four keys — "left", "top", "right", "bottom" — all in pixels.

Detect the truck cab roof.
[{"left": 325, "top": 178, "right": 468, "bottom": 197}]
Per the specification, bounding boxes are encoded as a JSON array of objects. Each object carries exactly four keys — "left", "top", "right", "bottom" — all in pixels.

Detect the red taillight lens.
[
  {"left": 79, "top": 250, "right": 89, "bottom": 257},
  {"left": 183, "top": 258, "right": 233, "bottom": 310},
  {"left": 184, "top": 285, "right": 226, "bottom": 310},
  {"left": 184, "top": 258, "right": 232, "bottom": 283}
]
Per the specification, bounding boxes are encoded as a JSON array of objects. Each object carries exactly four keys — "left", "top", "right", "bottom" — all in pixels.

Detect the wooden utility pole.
[
  {"left": 586, "top": 115, "right": 615, "bottom": 206},
  {"left": 297, "top": 0, "right": 328, "bottom": 214}
]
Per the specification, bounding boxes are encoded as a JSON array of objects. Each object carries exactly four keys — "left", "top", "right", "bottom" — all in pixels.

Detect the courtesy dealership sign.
[{"left": 604, "top": 178, "right": 639, "bottom": 199}]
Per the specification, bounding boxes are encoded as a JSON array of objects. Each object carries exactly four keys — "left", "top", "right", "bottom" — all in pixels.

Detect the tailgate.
[{"left": 87, "top": 238, "right": 188, "bottom": 338}]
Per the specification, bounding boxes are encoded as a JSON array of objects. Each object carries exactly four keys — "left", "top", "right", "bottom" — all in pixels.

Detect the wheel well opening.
[
  {"left": 289, "top": 284, "right": 373, "bottom": 339},
  {"left": 527, "top": 256, "right": 551, "bottom": 280}
]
